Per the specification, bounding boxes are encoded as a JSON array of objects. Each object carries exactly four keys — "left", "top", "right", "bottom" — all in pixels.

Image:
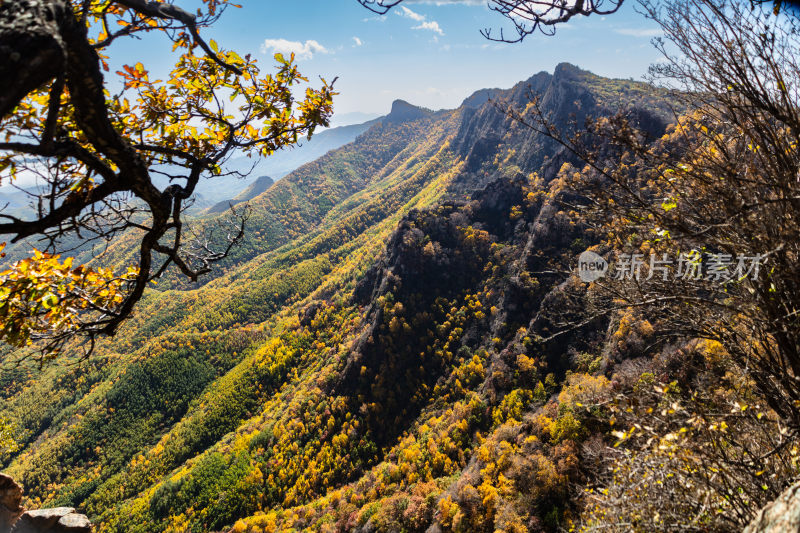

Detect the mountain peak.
[
  {"left": 552, "top": 62, "right": 592, "bottom": 81},
  {"left": 460, "top": 88, "right": 502, "bottom": 109},
  {"left": 233, "top": 174, "right": 274, "bottom": 203},
  {"left": 250, "top": 175, "right": 275, "bottom": 190},
  {"left": 386, "top": 99, "right": 431, "bottom": 123}
]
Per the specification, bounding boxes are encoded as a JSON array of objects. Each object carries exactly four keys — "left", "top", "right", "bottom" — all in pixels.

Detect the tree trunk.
[{"left": 0, "top": 0, "right": 68, "bottom": 119}]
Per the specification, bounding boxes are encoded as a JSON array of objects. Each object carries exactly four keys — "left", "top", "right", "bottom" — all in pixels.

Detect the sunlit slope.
[
  {"left": 78, "top": 110, "right": 446, "bottom": 290},
  {"left": 0, "top": 105, "right": 464, "bottom": 521},
  {"left": 0, "top": 64, "right": 676, "bottom": 533}
]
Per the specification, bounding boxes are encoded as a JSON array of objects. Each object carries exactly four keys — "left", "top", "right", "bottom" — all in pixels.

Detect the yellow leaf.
[{"left": 41, "top": 293, "right": 59, "bottom": 309}]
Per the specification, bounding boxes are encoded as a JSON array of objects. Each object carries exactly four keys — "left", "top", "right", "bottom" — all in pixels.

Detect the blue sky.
[
  {"left": 2, "top": 1, "right": 666, "bottom": 190},
  {"left": 119, "top": 0, "right": 665, "bottom": 124}
]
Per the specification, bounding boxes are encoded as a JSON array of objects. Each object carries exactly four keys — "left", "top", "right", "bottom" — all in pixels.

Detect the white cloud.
[
  {"left": 615, "top": 28, "right": 662, "bottom": 37},
  {"left": 414, "top": 20, "right": 444, "bottom": 35},
  {"left": 397, "top": 6, "right": 444, "bottom": 35},
  {"left": 260, "top": 38, "right": 330, "bottom": 60},
  {"left": 398, "top": 6, "right": 427, "bottom": 21},
  {"left": 353, "top": 36, "right": 363, "bottom": 46}
]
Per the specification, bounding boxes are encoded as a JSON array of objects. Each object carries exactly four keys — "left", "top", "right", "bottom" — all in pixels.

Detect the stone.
[
  {"left": 0, "top": 474, "right": 22, "bottom": 512},
  {"left": 744, "top": 481, "right": 800, "bottom": 533},
  {"left": 0, "top": 474, "right": 91, "bottom": 533},
  {"left": 0, "top": 474, "right": 23, "bottom": 533},
  {"left": 11, "top": 507, "right": 74, "bottom": 533},
  {"left": 54, "top": 513, "right": 91, "bottom": 533}
]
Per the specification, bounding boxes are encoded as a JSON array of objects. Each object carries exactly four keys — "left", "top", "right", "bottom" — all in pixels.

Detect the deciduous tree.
[
  {"left": 507, "top": 0, "right": 800, "bottom": 427},
  {"left": 0, "top": 0, "right": 334, "bottom": 358}
]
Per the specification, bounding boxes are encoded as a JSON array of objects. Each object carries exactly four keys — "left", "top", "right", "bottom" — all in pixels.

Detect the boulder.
[
  {"left": 0, "top": 474, "right": 23, "bottom": 532},
  {"left": 14, "top": 508, "right": 75, "bottom": 530},
  {"left": 744, "top": 481, "right": 800, "bottom": 533},
  {"left": 55, "top": 513, "right": 91, "bottom": 532},
  {"left": 0, "top": 473, "right": 91, "bottom": 533}
]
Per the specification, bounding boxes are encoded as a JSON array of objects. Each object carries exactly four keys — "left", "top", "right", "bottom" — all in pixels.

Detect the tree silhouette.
[
  {"left": 358, "top": 0, "right": 624, "bottom": 41},
  {"left": 357, "top": 0, "right": 794, "bottom": 41}
]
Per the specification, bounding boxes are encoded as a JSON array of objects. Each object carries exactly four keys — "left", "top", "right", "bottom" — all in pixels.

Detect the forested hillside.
[
  {"left": 0, "top": 63, "right": 668, "bottom": 531},
  {"left": 3, "top": 51, "right": 793, "bottom": 533}
]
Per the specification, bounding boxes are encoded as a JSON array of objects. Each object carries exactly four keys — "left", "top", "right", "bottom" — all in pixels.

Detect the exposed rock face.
[
  {"left": 0, "top": 474, "right": 91, "bottom": 533},
  {"left": 460, "top": 87, "right": 502, "bottom": 109},
  {"left": 744, "top": 481, "right": 800, "bottom": 533},
  {"left": 10, "top": 507, "right": 91, "bottom": 533},
  {"left": 0, "top": 474, "right": 23, "bottom": 532},
  {"left": 54, "top": 513, "right": 91, "bottom": 532}
]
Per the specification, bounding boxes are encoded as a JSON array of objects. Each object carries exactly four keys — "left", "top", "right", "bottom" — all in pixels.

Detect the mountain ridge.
[
  {"left": 0, "top": 64, "right": 678, "bottom": 533},
  {"left": 204, "top": 175, "right": 275, "bottom": 215}
]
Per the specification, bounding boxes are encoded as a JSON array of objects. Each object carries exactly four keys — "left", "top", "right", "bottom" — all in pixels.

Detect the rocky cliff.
[{"left": 0, "top": 475, "right": 90, "bottom": 533}]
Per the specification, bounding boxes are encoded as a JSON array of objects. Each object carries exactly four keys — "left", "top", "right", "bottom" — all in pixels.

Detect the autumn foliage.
[{"left": 0, "top": 0, "right": 334, "bottom": 358}]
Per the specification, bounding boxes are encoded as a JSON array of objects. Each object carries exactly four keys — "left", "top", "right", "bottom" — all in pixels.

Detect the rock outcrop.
[
  {"left": 0, "top": 474, "right": 91, "bottom": 533},
  {"left": 0, "top": 475, "right": 23, "bottom": 532},
  {"left": 744, "top": 481, "right": 800, "bottom": 533}
]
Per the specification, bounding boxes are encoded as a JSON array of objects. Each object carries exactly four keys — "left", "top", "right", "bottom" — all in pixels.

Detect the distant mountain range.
[
  {"left": 328, "top": 111, "right": 382, "bottom": 128},
  {"left": 0, "top": 114, "right": 382, "bottom": 222},
  {"left": 0, "top": 95, "right": 500, "bottom": 224},
  {"left": 175, "top": 115, "right": 386, "bottom": 215},
  {"left": 0, "top": 186, "right": 37, "bottom": 219},
  {"left": 223, "top": 116, "right": 383, "bottom": 181}
]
